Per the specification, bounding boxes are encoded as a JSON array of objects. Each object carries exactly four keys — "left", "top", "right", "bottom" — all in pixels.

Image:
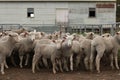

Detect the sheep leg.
[
  {"left": 19, "top": 56, "right": 23, "bottom": 68},
  {"left": 109, "top": 54, "right": 114, "bottom": 69},
  {"left": 42, "top": 57, "right": 48, "bottom": 68},
  {"left": 4, "top": 60, "right": 8, "bottom": 69},
  {"left": 84, "top": 56, "right": 89, "bottom": 70},
  {"left": 36, "top": 58, "right": 41, "bottom": 71},
  {"left": 51, "top": 56, "right": 56, "bottom": 74},
  {"left": 52, "top": 62, "right": 56, "bottom": 74},
  {"left": 90, "top": 54, "right": 93, "bottom": 71},
  {"left": 70, "top": 54, "right": 73, "bottom": 71},
  {"left": 32, "top": 54, "right": 40, "bottom": 73},
  {"left": 114, "top": 52, "right": 119, "bottom": 70},
  {"left": 11, "top": 55, "right": 17, "bottom": 67},
  {"left": 96, "top": 52, "right": 103, "bottom": 73},
  {"left": 90, "top": 50, "right": 94, "bottom": 71},
  {"left": 55, "top": 59, "right": 59, "bottom": 71},
  {"left": 39, "top": 60, "right": 43, "bottom": 67},
  {"left": 90, "top": 46, "right": 94, "bottom": 72},
  {"left": 25, "top": 54, "right": 29, "bottom": 66},
  {"left": 75, "top": 55, "right": 81, "bottom": 69},
  {"left": 58, "top": 59, "right": 63, "bottom": 72},
  {"left": 1, "top": 56, "right": 5, "bottom": 75},
  {"left": 63, "top": 58, "right": 69, "bottom": 71},
  {"left": 1, "top": 62, "right": 5, "bottom": 75},
  {"left": 36, "top": 61, "right": 40, "bottom": 71}
]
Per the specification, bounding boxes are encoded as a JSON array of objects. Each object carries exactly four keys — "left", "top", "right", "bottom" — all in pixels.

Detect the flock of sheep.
[{"left": 0, "top": 28, "right": 120, "bottom": 75}]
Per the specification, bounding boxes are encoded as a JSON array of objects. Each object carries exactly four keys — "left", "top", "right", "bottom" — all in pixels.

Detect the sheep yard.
[
  {"left": 0, "top": 66, "right": 120, "bottom": 80},
  {"left": 1, "top": 26, "right": 120, "bottom": 80},
  {"left": 0, "top": 0, "right": 119, "bottom": 79}
]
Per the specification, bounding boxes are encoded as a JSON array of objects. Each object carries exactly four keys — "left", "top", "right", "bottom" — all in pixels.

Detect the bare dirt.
[{"left": 0, "top": 67, "right": 120, "bottom": 80}]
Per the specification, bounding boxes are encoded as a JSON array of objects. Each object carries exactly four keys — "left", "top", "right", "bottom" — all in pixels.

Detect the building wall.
[
  {"left": 69, "top": 2, "right": 116, "bottom": 24},
  {"left": 0, "top": 2, "right": 116, "bottom": 24}
]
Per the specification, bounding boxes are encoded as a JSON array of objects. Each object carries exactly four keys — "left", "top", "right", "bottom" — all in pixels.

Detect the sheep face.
[
  {"left": 28, "top": 33, "right": 35, "bottom": 41},
  {"left": 55, "top": 40, "right": 62, "bottom": 50},
  {"left": 9, "top": 34, "right": 19, "bottom": 43},
  {"left": 116, "top": 32, "right": 120, "bottom": 42},
  {"left": 62, "top": 36, "right": 74, "bottom": 49},
  {"left": 67, "top": 39, "right": 72, "bottom": 47},
  {"left": 102, "top": 33, "right": 111, "bottom": 38},
  {"left": 85, "top": 32, "right": 95, "bottom": 39}
]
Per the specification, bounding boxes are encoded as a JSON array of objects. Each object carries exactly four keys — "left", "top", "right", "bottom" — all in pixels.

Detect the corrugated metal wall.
[{"left": 0, "top": 2, "right": 116, "bottom": 26}]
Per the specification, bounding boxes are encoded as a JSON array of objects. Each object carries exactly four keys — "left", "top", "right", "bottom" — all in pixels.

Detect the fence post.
[
  {"left": 92, "top": 25, "right": 94, "bottom": 32},
  {"left": 84, "top": 25, "right": 86, "bottom": 32},
  {"left": 110, "top": 24, "right": 114, "bottom": 36},
  {"left": 80, "top": 26, "right": 82, "bottom": 34},
  {"left": 72, "top": 26, "right": 73, "bottom": 33},
  {"left": 100, "top": 25, "right": 103, "bottom": 35},
  {"left": 19, "top": 24, "right": 22, "bottom": 29},
  {"left": 1, "top": 25, "right": 3, "bottom": 32}
]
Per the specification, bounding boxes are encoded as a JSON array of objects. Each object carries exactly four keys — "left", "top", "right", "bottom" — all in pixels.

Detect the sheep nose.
[{"left": 68, "top": 40, "right": 72, "bottom": 46}]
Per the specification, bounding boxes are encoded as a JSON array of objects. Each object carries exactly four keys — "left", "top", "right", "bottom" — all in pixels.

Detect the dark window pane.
[
  {"left": 89, "top": 8, "right": 96, "bottom": 18},
  {"left": 27, "top": 8, "right": 34, "bottom": 18}
]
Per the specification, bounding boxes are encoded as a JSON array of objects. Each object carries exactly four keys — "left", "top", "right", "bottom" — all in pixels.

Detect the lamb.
[
  {"left": 56, "top": 35, "right": 75, "bottom": 71},
  {"left": 90, "top": 32, "right": 120, "bottom": 73},
  {"left": 80, "top": 39, "right": 92, "bottom": 70},
  {"left": 11, "top": 31, "right": 35, "bottom": 68},
  {"left": 12, "top": 28, "right": 27, "bottom": 34},
  {"left": 0, "top": 33, "right": 18, "bottom": 74},
  {"left": 32, "top": 39, "right": 63, "bottom": 74},
  {"left": 16, "top": 37, "right": 34, "bottom": 68},
  {"left": 71, "top": 40, "right": 82, "bottom": 69}
]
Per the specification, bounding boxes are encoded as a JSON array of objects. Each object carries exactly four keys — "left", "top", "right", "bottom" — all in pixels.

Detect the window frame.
[
  {"left": 27, "top": 8, "right": 34, "bottom": 18},
  {"left": 88, "top": 8, "right": 96, "bottom": 18}
]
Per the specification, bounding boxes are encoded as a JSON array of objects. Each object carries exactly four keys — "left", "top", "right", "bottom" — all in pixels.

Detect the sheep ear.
[
  {"left": 9, "top": 34, "right": 12, "bottom": 37},
  {"left": 60, "top": 31, "right": 62, "bottom": 34},
  {"left": 72, "top": 35, "right": 76, "bottom": 40},
  {"left": 90, "top": 33, "right": 93, "bottom": 36},
  {"left": 52, "top": 40, "right": 56, "bottom": 43},
  {"left": 72, "top": 38, "right": 75, "bottom": 41},
  {"left": 56, "top": 34, "right": 58, "bottom": 37},
  {"left": 74, "top": 34, "right": 77, "bottom": 38},
  {"left": 49, "top": 35, "right": 52, "bottom": 39},
  {"left": 107, "top": 35, "right": 109, "bottom": 37},
  {"left": 2, "top": 31, "right": 8, "bottom": 35},
  {"left": 63, "top": 36, "right": 66, "bottom": 40},
  {"left": 24, "top": 32, "right": 28, "bottom": 37},
  {"left": 41, "top": 32, "right": 44, "bottom": 35},
  {"left": 62, "top": 39, "right": 65, "bottom": 43},
  {"left": 22, "top": 28, "right": 26, "bottom": 31},
  {"left": 116, "top": 32, "right": 119, "bottom": 35}
]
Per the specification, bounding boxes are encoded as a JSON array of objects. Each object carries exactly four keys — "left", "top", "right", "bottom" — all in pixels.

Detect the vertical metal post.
[
  {"left": 92, "top": 25, "right": 94, "bottom": 32},
  {"left": 100, "top": 25, "right": 103, "bottom": 35},
  {"left": 80, "top": 25, "right": 82, "bottom": 34},
  {"left": 110, "top": 24, "right": 114, "bottom": 36},
  {"left": 84, "top": 25, "right": 86, "bottom": 32},
  {"left": 71, "top": 26, "right": 72, "bottom": 33},
  {"left": 1, "top": 25, "right": 3, "bottom": 32}
]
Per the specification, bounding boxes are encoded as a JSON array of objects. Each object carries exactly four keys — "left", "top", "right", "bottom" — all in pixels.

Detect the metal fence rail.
[
  {"left": 0, "top": 24, "right": 21, "bottom": 32},
  {"left": 66, "top": 23, "right": 118, "bottom": 35},
  {"left": 0, "top": 23, "right": 119, "bottom": 35},
  {"left": 22, "top": 24, "right": 60, "bottom": 33}
]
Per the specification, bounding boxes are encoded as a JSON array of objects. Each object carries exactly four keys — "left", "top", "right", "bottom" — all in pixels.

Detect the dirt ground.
[{"left": 0, "top": 67, "right": 120, "bottom": 80}]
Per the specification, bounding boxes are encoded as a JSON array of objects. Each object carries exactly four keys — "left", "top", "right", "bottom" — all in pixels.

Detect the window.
[
  {"left": 27, "top": 8, "right": 34, "bottom": 18},
  {"left": 89, "top": 8, "right": 96, "bottom": 18}
]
